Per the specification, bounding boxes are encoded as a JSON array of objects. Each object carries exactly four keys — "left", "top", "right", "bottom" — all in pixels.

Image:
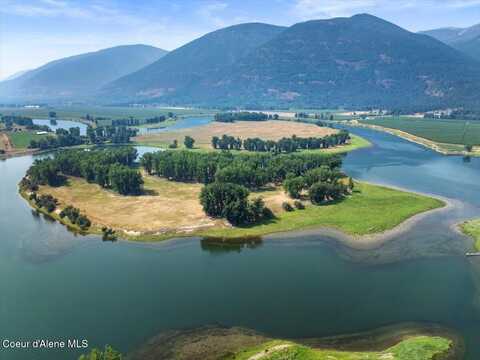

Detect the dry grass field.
[
  {"left": 134, "top": 120, "right": 338, "bottom": 149},
  {"left": 38, "top": 176, "right": 226, "bottom": 235}
]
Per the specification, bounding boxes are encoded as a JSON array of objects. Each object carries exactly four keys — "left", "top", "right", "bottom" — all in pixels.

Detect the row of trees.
[
  {"left": 211, "top": 131, "right": 350, "bottom": 153},
  {"left": 28, "top": 125, "right": 138, "bottom": 150},
  {"left": 26, "top": 147, "right": 143, "bottom": 195},
  {"left": 140, "top": 150, "right": 342, "bottom": 189},
  {"left": 214, "top": 112, "right": 274, "bottom": 123},
  {"left": 1, "top": 115, "right": 51, "bottom": 132}
]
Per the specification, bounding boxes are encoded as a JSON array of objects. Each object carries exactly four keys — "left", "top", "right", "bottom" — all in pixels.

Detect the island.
[
  {"left": 80, "top": 324, "right": 462, "bottom": 360},
  {"left": 460, "top": 219, "right": 480, "bottom": 251},
  {"left": 19, "top": 118, "right": 445, "bottom": 246}
]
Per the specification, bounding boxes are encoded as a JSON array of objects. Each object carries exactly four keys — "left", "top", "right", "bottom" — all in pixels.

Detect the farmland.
[{"left": 359, "top": 117, "right": 480, "bottom": 145}]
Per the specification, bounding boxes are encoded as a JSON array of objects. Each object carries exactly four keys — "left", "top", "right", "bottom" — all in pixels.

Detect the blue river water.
[{"left": 0, "top": 122, "right": 479, "bottom": 359}]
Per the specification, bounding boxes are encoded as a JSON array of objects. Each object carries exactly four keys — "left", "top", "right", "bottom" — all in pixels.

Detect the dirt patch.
[{"left": 134, "top": 120, "right": 338, "bottom": 149}]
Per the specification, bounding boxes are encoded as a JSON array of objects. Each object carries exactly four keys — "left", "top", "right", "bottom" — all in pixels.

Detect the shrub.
[
  {"left": 282, "top": 202, "right": 294, "bottom": 212},
  {"left": 294, "top": 200, "right": 305, "bottom": 210}
]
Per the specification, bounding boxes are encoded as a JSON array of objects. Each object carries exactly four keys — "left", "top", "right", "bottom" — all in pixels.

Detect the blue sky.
[{"left": 1, "top": 0, "right": 480, "bottom": 79}]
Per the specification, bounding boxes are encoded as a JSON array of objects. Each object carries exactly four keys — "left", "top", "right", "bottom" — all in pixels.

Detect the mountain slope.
[
  {"left": 0, "top": 45, "right": 167, "bottom": 101},
  {"left": 103, "top": 23, "right": 286, "bottom": 98},
  {"left": 105, "top": 14, "right": 480, "bottom": 109},
  {"left": 422, "top": 24, "right": 480, "bottom": 60}
]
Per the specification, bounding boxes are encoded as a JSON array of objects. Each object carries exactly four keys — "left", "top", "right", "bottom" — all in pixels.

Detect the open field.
[
  {"left": 34, "top": 176, "right": 443, "bottom": 241},
  {"left": 229, "top": 337, "right": 452, "bottom": 360},
  {"left": 202, "top": 182, "right": 444, "bottom": 239},
  {"left": 7, "top": 131, "right": 52, "bottom": 148},
  {"left": 460, "top": 219, "right": 480, "bottom": 251},
  {"left": 359, "top": 117, "right": 480, "bottom": 146},
  {"left": 0, "top": 105, "right": 215, "bottom": 122},
  {"left": 133, "top": 120, "right": 365, "bottom": 151}
]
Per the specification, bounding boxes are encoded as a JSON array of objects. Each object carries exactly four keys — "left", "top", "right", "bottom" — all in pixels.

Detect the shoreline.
[
  {"left": 346, "top": 121, "right": 480, "bottom": 157},
  {"left": 128, "top": 322, "right": 464, "bottom": 360},
  {"left": 20, "top": 180, "right": 452, "bottom": 251}
]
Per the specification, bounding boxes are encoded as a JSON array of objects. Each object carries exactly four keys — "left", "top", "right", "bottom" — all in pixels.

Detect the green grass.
[
  {"left": 229, "top": 336, "right": 452, "bottom": 360},
  {"left": 201, "top": 182, "right": 444, "bottom": 239},
  {"left": 460, "top": 219, "right": 480, "bottom": 251},
  {"left": 7, "top": 131, "right": 52, "bottom": 148},
  {"left": 360, "top": 116, "right": 480, "bottom": 145}
]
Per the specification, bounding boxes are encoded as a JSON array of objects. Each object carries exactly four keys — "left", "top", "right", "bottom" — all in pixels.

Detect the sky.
[{"left": 1, "top": 0, "right": 480, "bottom": 79}]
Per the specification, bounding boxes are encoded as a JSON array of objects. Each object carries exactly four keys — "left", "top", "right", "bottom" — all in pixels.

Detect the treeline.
[
  {"left": 29, "top": 127, "right": 83, "bottom": 149},
  {"left": 17, "top": 184, "right": 92, "bottom": 231},
  {"left": 211, "top": 131, "right": 350, "bottom": 152},
  {"left": 25, "top": 147, "right": 143, "bottom": 195},
  {"left": 93, "top": 112, "right": 176, "bottom": 126},
  {"left": 1, "top": 115, "right": 51, "bottom": 132},
  {"left": 141, "top": 150, "right": 342, "bottom": 189},
  {"left": 214, "top": 112, "right": 275, "bottom": 123},
  {"left": 28, "top": 126, "right": 137, "bottom": 150}
]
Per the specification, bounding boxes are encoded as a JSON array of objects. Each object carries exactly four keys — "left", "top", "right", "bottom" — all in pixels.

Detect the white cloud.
[
  {"left": 196, "top": 1, "right": 229, "bottom": 27},
  {"left": 292, "top": 0, "right": 480, "bottom": 18}
]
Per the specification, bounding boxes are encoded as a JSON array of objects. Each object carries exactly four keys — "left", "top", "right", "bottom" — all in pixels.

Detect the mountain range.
[
  {"left": 0, "top": 45, "right": 167, "bottom": 102},
  {"left": 2, "top": 15, "right": 480, "bottom": 110},
  {"left": 421, "top": 23, "right": 480, "bottom": 61}
]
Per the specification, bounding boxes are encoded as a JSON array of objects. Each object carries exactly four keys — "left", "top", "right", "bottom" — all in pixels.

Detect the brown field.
[
  {"left": 37, "top": 175, "right": 292, "bottom": 236},
  {"left": 134, "top": 120, "right": 338, "bottom": 149},
  {"left": 38, "top": 175, "right": 227, "bottom": 235}
]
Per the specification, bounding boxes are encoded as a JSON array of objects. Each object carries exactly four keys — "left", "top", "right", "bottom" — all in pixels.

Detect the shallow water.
[{"left": 1, "top": 126, "right": 480, "bottom": 359}]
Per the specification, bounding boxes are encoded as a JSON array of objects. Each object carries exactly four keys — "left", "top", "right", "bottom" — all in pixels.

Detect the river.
[{"left": 0, "top": 124, "right": 479, "bottom": 359}]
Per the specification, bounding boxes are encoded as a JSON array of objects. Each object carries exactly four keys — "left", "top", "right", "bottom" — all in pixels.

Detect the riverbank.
[
  {"left": 127, "top": 323, "right": 463, "bottom": 360},
  {"left": 346, "top": 120, "right": 480, "bottom": 157},
  {"left": 23, "top": 175, "right": 445, "bottom": 248}
]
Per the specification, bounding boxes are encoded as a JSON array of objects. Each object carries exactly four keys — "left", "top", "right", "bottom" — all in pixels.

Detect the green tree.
[
  {"left": 184, "top": 136, "right": 195, "bottom": 149},
  {"left": 78, "top": 345, "right": 122, "bottom": 360}
]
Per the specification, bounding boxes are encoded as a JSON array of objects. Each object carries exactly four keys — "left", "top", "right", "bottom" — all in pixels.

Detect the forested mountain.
[
  {"left": 0, "top": 45, "right": 167, "bottom": 102},
  {"left": 103, "top": 15, "right": 480, "bottom": 110},
  {"left": 103, "top": 23, "right": 286, "bottom": 99},
  {"left": 422, "top": 23, "right": 480, "bottom": 60}
]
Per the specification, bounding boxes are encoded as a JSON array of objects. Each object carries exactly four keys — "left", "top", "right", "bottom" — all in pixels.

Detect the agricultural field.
[
  {"left": 360, "top": 117, "right": 480, "bottom": 145},
  {"left": 7, "top": 131, "right": 52, "bottom": 148},
  {"left": 134, "top": 120, "right": 338, "bottom": 149}
]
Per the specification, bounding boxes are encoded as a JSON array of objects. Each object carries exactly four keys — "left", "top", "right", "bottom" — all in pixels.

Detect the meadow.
[
  {"left": 360, "top": 117, "right": 480, "bottom": 145},
  {"left": 7, "top": 131, "right": 51, "bottom": 148}
]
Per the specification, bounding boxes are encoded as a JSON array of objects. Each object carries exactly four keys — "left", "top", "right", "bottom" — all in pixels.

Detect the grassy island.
[
  {"left": 20, "top": 143, "right": 443, "bottom": 243},
  {"left": 460, "top": 219, "right": 480, "bottom": 251},
  {"left": 229, "top": 337, "right": 452, "bottom": 360},
  {"left": 28, "top": 176, "right": 443, "bottom": 242}
]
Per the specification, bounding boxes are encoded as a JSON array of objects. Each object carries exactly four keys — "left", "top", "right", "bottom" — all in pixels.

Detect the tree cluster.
[
  {"left": 30, "top": 193, "right": 58, "bottom": 213},
  {"left": 214, "top": 112, "right": 271, "bottom": 123},
  {"left": 283, "top": 166, "right": 353, "bottom": 204},
  {"left": 26, "top": 147, "right": 143, "bottom": 195},
  {"left": 29, "top": 127, "right": 83, "bottom": 149},
  {"left": 211, "top": 131, "right": 350, "bottom": 153},
  {"left": 59, "top": 205, "right": 91, "bottom": 230},
  {"left": 200, "top": 182, "right": 273, "bottom": 226},
  {"left": 141, "top": 150, "right": 342, "bottom": 189},
  {"left": 1, "top": 115, "right": 51, "bottom": 132}
]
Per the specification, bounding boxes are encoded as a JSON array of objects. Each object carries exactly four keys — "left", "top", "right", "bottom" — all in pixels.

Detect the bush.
[
  {"left": 294, "top": 200, "right": 305, "bottom": 210},
  {"left": 35, "top": 194, "right": 57, "bottom": 212},
  {"left": 169, "top": 139, "right": 178, "bottom": 149},
  {"left": 282, "top": 202, "right": 294, "bottom": 212}
]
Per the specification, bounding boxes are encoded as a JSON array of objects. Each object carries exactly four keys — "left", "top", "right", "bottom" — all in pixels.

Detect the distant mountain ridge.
[
  {"left": 0, "top": 45, "right": 167, "bottom": 102},
  {"left": 422, "top": 24, "right": 480, "bottom": 60},
  {"left": 104, "top": 14, "right": 480, "bottom": 110}
]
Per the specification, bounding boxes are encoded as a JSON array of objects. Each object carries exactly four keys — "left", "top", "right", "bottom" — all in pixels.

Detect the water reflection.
[{"left": 200, "top": 236, "right": 263, "bottom": 254}]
